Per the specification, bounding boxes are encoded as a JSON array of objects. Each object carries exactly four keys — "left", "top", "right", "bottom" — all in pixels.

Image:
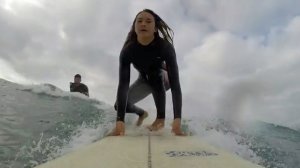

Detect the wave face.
[
  {"left": 0, "top": 79, "right": 116, "bottom": 168},
  {"left": 1, "top": 79, "right": 299, "bottom": 168}
]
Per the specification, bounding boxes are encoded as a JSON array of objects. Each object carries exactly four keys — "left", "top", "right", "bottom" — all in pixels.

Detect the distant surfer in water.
[
  {"left": 110, "top": 9, "right": 184, "bottom": 136},
  {"left": 70, "top": 74, "right": 89, "bottom": 97}
]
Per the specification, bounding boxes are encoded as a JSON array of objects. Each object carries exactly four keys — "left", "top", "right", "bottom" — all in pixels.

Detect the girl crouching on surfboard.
[{"left": 110, "top": 9, "right": 184, "bottom": 136}]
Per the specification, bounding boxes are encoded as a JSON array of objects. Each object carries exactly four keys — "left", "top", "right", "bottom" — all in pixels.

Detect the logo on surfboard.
[{"left": 165, "top": 151, "right": 218, "bottom": 157}]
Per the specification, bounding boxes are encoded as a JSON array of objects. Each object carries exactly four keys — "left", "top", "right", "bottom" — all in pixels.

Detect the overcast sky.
[{"left": 1, "top": 0, "right": 300, "bottom": 129}]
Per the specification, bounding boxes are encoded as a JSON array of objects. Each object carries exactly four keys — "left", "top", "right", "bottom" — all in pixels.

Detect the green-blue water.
[{"left": 0, "top": 79, "right": 299, "bottom": 168}]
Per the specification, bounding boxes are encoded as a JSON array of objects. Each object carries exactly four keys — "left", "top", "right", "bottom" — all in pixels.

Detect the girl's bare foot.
[
  {"left": 172, "top": 118, "right": 186, "bottom": 136},
  {"left": 108, "top": 121, "right": 125, "bottom": 136},
  {"left": 147, "top": 119, "right": 165, "bottom": 131}
]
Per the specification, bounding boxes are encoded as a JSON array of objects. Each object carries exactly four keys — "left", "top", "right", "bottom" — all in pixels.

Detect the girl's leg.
[
  {"left": 114, "top": 71, "right": 169, "bottom": 127},
  {"left": 147, "top": 71, "right": 166, "bottom": 131},
  {"left": 114, "top": 76, "right": 152, "bottom": 116},
  {"left": 149, "top": 72, "right": 166, "bottom": 119},
  {"left": 125, "top": 76, "right": 152, "bottom": 126}
]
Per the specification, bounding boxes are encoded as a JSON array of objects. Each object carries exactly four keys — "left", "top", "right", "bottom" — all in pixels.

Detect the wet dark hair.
[
  {"left": 74, "top": 74, "right": 81, "bottom": 78},
  {"left": 123, "top": 9, "right": 174, "bottom": 49}
]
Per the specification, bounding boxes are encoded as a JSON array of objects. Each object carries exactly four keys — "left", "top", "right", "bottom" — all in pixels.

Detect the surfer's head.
[
  {"left": 74, "top": 74, "right": 81, "bottom": 84},
  {"left": 134, "top": 10, "right": 157, "bottom": 42},
  {"left": 123, "top": 9, "right": 174, "bottom": 48}
]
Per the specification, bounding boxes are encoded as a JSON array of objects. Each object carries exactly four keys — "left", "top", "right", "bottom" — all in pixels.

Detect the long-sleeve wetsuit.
[{"left": 116, "top": 37, "right": 182, "bottom": 122}]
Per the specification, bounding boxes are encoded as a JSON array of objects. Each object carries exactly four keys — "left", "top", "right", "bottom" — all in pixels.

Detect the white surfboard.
[{"left": 35, "top": 126, "right": 264, "bottom": 168}]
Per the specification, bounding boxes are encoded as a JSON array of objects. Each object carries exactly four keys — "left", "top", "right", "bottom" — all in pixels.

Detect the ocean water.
[{"left": 0, "top": 78, "right": 299, "bottom": 168}]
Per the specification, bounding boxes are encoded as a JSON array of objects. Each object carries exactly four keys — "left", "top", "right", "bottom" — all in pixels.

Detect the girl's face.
[{"left": 134, "top": 11, "right": 156, "bottom": 39}]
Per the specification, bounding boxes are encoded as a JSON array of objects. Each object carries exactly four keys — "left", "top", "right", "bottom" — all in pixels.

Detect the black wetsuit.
[
  {"left": 116, "top": 37, "right": 182, "bottom": 122},
  {"left": 70, "top": 83, "right": 89, "bottom": 97}
]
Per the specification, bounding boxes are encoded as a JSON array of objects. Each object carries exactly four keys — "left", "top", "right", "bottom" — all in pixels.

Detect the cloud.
[
  {"left": 181, "top": 15, "right": 300, "bottom": 128},
  {"left": 0, "top": 0, "right": 129, "bottom": 102},
  {"left": 180, "top": 0, "right": 300, "bottom": 35},
  {"left": 0, "top": 0, "right": 300, "bottom": 128},
  {"left": 0, "top": 58, "right": 29, "bottom": 83}
]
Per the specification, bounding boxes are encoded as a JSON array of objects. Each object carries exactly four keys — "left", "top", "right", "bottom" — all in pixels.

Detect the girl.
[{"left": 111, "top": 9, "right": 184, "bottom": 136}]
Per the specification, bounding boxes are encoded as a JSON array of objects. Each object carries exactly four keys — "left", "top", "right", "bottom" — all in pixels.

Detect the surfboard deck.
[{"left": 35, "top": 125, "right": 264, "bottom": 168}]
